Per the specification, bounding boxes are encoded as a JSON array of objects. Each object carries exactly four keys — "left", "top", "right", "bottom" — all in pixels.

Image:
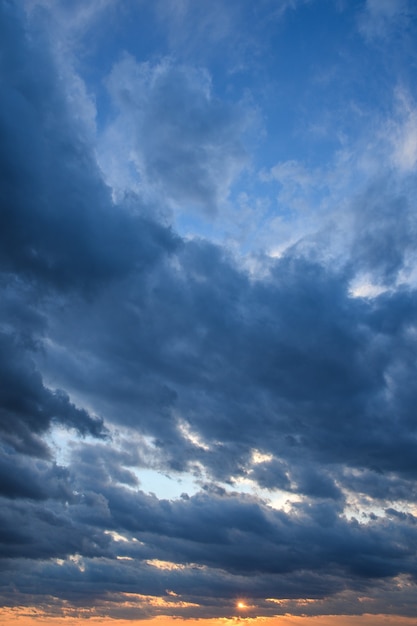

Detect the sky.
[{"left": 2, "top": 0, "right": 417, "bottom": 624}]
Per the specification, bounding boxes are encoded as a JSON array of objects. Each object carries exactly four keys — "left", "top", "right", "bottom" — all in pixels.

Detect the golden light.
[{"left": 237, "top": 601, "right": 247, "bottom": 610}]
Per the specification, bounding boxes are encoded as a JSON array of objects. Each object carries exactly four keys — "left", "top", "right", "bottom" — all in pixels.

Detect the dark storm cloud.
[
  {"left": 0, "top": 496, "right": 110, "bottom": 560},
  {"left": 41, "top": 241, "right": 417, "bottom": 486},
  {"left": 0, "top": 2, "right": 176, "bottom": 291},
  {"left": 1, "top": 484, "right": 417, "bottom": 616},
  {"left": 0, "top": 330, "right": 107, "bottom": 456},
  {"left": 94, "top": 488, "right": 417, "bottom": 582},
  {"left": 0, "top": 1, "right": 175, "bottom": 448},
  {"left": 2, "top": 0, "right": 417, "bottom": 620},
  {"left": 342, "top": 466, "right": 417, "bottom": 503},
  {"left": 0, "top": 446, "right": 73, "bottom": 501}
]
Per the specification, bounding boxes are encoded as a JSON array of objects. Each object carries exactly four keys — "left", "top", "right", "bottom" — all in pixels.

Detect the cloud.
[
  {"left": 0, "top": 447, "right": 73, "bottom": 501},
  {"left": 24, "top": 0, "right": 114, "bottom": 36},
  {"left": 1, "top": 485, "right": 417, "bottom": 617},
  {"left": 151, "top": 0, "right": 312, "bottom": 67},
  {"left": 153, "top": 0, "right": 242, "bottom": 59},
  {"left": 387, "top": 89, "right": 417, "bottom": 173},
  {"left": 99, "top": 55, "right": 248, "bottom": 215},
  {"left": 350, "top": 179, "right": 415, "bottom": 285},
  {"left": 2, "top": 0, "right": 417, "bottom": 621},
  {"left": 0, "top": 3, "right": 176, "bottom": 291},
  {"left": 358, "top": 0, "right": 414, "bottom": 40},
  {"left": 0, "top": 331, "right": 107, "bottom": 457},
  {"left": 36, "top": 237, "right": 417, "bottom": 497}
]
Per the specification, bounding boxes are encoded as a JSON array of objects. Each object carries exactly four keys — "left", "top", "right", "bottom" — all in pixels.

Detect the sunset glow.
[{"left": 3, "top": 611, "right": 417, "bottom": 626}]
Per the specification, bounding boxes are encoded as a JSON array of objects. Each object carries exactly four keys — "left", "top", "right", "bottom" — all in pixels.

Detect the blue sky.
[{"left": 2, "top": 0, "right": 417, "bottom": 624}]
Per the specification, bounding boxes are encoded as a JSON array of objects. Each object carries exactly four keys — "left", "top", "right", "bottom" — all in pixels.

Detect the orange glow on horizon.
[{"left": 2, "top": 609, "right": 417, "bottom": 626}]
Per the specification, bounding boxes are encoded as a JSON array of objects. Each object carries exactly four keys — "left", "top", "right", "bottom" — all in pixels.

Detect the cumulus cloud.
[{"left": 99, "top": 55, "right": 248, "bottom": 215}]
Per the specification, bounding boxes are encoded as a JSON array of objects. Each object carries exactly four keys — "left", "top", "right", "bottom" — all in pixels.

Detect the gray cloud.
[
  {"left": 2, "top": 0, "right": 417, "bottom": 621},
  {"left": 0, "top": 331, "right": 107, "bottom": 457},
  {"left": 0, "top": 4, "right": 176, "bottom": 292},
  {"left": 1, "top": 484, "right": 417, "bottom": 617},
  {"left": 350, "top": 178, "right": 417, "bottom": 285},
  {"left": 101, "top": 55, "right": 248, "bottom": 215}
]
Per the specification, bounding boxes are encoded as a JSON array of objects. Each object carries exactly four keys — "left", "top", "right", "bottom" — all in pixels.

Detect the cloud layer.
[{"left": 2, "top": 0, "right": 417, "bottom": 622}]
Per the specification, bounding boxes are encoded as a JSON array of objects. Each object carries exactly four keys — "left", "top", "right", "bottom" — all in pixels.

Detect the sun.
[{"left": 237, "top": 601, "right": 247, "bottom": 610}]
